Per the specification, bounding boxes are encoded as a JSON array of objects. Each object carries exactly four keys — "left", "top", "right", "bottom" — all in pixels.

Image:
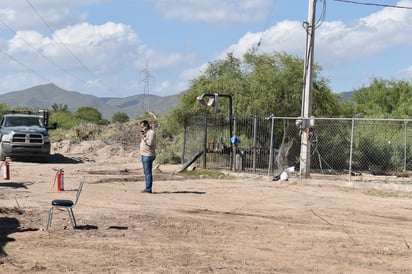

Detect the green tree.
[
  {"left": 352, "top": 78, "right": 412, "bottom": 118},
  {"left": 0, "top": 103, "right": 9, "bottom": 110},
  {"left": 168, "top": 51, "right": 344, "bottom": 128},
  {"left": 0, "top": 104, "right": 10, "bottom": 119},
  {"left": 167, "top": 52, "right": 245, "bottom": 127},
  {"left": 241, "top": 51, "right": 343, "bottom": 117},
  {"left": 112, "top": 112, "right": 129, "bottom": 123},
  {"left": 49, "top": 110, "right": 77, "bottom": 129},
  {"left": 51, "top": 103, "right": 69, "bottom": 112},
  {"left": 74, "top": 106, "right": 109, "bottom": 125}
]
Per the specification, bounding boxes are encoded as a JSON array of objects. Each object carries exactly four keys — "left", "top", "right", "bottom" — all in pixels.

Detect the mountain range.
[{"left": 0, "top": 83, "right": 180, "bottom": 119}]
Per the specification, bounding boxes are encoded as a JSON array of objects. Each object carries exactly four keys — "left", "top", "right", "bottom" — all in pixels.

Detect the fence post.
[
  {"left": 252, "top": 116, "right": 257, "bottom": 173},
  {"left": 203, "top": 116, "right": 208, "bottom": 169},
  {"left": 267, "top": 114, "right": 275, "bottom": 176},
  {"left": 232, "top": 116, "right": 237, "bottom": 171},
  {"left": 349, "top": 118, "right": 355, "bottom": 182},
  {"left": 404, "top": 121, "right": 408, "bottom": 171},
  {"left": 182, "top": 119, "right": 187, "bottom": 164}
]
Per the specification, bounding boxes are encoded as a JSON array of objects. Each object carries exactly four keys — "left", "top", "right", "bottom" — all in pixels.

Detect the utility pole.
[
  {"left": 299, "top": 0, "right": 316, "bottom": 178},
  {"left": 140, "top": 63, "right": 154, "bottom": 112}
]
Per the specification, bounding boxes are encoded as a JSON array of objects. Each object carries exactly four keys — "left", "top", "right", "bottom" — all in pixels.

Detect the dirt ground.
[{"left": 1, "top": 140, "right": 412, "bottom": 273}]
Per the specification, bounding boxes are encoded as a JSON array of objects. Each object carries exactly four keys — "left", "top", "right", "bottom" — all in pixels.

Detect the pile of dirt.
[{"left": 52, "top": 140, "right": 140, "bottom": 163}]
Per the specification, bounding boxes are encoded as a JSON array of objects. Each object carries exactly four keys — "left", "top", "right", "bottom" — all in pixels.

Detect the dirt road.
[{"left": 1, "top": 141, "right": 412, "bottom": 273}]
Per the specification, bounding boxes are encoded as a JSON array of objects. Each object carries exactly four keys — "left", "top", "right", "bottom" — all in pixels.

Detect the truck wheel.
[
  {"left": 0, "top": 147, "right": 5, "bottom": 161},
  {"left": 41, "top": 155, "right": 50, "bottom": 163}
]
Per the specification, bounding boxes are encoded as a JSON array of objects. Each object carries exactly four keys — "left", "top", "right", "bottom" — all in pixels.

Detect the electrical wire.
[
  {"left": 0, "top": 18, "right": 90, "bottom": 86},
  {"left": 315, "top": 0, "right": 327, "bottom": 29},
  {"left": 255, "top": 0, "right": 278, "bottom": 49},
  {"left": 302, "top": 0, "right": 327, "bottom": 35},
  {"left": 333, "top": 0, "right": 412, "bottom": 10},
  {"left": 0, "top": 47, "right": 53, "bottom": 83},
  {"left": 25, "top": 0, "right": 99, "bottom": 79}
]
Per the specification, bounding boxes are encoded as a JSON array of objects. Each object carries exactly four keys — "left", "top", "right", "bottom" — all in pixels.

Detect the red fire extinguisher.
[
  {"left": 54, "top": 169, "right": 64, "bottom": 191},
  {"left": 2, "top": 160, "right": 10, "bottom": 180}
]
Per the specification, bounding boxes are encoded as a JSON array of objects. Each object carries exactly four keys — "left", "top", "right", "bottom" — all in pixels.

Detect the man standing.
[{"left": 139, "top": 120, "right": 156, "bottom": 193}]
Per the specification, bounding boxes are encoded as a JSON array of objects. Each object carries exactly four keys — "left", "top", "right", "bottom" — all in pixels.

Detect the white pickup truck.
[{"left": 0, "top": 110, "right": 56, "bottom": 161}]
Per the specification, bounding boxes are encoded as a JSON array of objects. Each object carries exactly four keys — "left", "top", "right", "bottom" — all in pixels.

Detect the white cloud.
[
  {"left": 223, "top": 20, "right": 305, "bottom": 59},
  {"left": 0, "top": 72, "right": 44, "bottom": 92},
  {"left": 153, "top": 0, "right": 272, "bottom": 24},
  {"left": 51, "top": 22, "right": 141, "bottom": 73},
  {"left": 135, "top": 50, "right": 196, "bottom": 72},
  {"left": 3, "top": 21, "right": 196, "bottom": 74},
  {"left": 153, "top": 80, "right": 171, "bottom": 95},
  {"left": 315, "top": 4, "right": 412, "bottom": 68},
  {"left": 8, "top": 31, "right": 46, "bottom": 52},
  {"left": 0, "top": 16, "right": 197, "bottom": 97},
  {"left": 172, "top": 0, "right": 412, "bottom": 94},
  {"left": 3, "top": 0, "right": 104, "bottom": 9},
  {"left": 219, "top": 0, "right": 412, "bottom": 70},
  {"left": 395, "top": 65, "right": 412, "bottom": 79},
  {"left": 2, "top": 0, "right": 412, "bottom": 98},
  {"left": 180, "top": 66, "right": 203, "bottom": 82},
  {"left": 3, "top": 22, "right": 140, "bottom": 73},
  {"left": 0, "top": 0, "right": 107, "bottom": 31}
]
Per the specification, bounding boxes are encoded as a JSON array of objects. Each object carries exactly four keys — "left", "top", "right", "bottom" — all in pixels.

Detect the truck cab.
[{"left": 0, "top": 110, "right": 56, "bottom": 161}]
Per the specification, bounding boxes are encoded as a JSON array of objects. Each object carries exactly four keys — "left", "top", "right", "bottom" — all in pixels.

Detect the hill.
[
  {"left": 0, "top": 83, "right": 179, "bottom": 119},
  {"left": 340, "top": 91, "right": 353, "bottom": 99}
]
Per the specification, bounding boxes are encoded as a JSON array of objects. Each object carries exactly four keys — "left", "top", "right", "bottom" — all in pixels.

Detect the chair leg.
[
  {"left": 47, "top": 207, "right": 54, "bottom": 229},
  {"left": 67, "top": 208, "right": 77, "bottom": 229},
  {"left": 70, "top": 209, "right": 77, "bottom": 228}
]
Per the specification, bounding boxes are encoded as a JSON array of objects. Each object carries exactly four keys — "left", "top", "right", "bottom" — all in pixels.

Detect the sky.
[{"left": 0, "top": 0, "right": 411, "bottom": 98}]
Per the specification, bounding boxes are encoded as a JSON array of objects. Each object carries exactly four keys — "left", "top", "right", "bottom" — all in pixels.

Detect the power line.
[
  {"left": 256, "top": 0, "right": 278, "bottom": 48},
  {"left": 25, "top": 0, "right": 99, "bottom": 79},
  {"left": 333, "top": 0, "right": 412, "bottom": 10},
  {"left": 0, "top": 47, "right": 53, "bottom": 83},
  {"left": 315, "top": 0, "right": 327, "bottom": 28},
  {"left": 0, "top": 17, "right": 90, "bottom": 86},
  {"left": 302, "top": 0, "right": 326, "bottom": 36}
]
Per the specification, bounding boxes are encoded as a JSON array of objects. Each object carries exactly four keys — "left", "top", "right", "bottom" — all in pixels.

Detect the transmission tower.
[{"left": 140, "top": 63, "right": 154, "bottom": 112}]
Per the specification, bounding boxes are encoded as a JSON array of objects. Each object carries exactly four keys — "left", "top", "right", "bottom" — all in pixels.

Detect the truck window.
[{"left": 5, "top": 116, "right": 43, "bottom": 127}]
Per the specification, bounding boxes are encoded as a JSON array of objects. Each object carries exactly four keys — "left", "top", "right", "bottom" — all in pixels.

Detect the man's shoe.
[{"left": 140, "top": 189, "right": 152, "bottom": 193}]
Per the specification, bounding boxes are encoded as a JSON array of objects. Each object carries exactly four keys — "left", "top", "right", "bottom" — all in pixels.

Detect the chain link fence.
[{"left": 182, "top": 115, "right": 412, "bottom": 179}]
